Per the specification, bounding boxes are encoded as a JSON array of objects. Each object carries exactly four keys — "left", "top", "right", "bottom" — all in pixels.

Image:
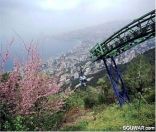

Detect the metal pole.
[{"left": 103, "top": 58, "right": 123, "bottom": 106}]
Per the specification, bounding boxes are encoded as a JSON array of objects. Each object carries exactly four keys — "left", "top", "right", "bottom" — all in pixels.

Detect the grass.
[
  {"left": 61, "top": 84, "right": 155, "bottom": 131},
  {"left": 65, "top": 86, "right": 99, "bottom": 110},
  {"left": 62, "top": 121, "right": 88, "bottom": 131},
  {"left": 61, "top": 101, "right": 155, "bottom": 131}
]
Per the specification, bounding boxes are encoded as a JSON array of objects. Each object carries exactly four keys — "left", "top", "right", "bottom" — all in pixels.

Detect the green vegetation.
[
  {"left": 0, "top": 48, "right": 155, "bottom": 131},
  {"left": 61, "top": 48, "right": 155, "bottom": 131},
  {"left": 62, "top": 102, "right": 154, "bottom": 131},
  {"left": 124, "top": 55, "right": 154, "bottom": 95}
]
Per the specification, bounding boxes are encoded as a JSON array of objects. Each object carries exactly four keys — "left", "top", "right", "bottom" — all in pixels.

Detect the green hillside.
[
  {"left": 0, "top": 48, "right": 155, "bottom": 131},
  {"left": 61, "top": 48, "right": 155, "bottom": 131}
]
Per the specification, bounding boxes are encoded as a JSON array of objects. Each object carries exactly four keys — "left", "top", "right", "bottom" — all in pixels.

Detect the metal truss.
[
  {"left": 90, "top": 10, "right": 155, "bottom": 106},
  {"left": 90, "top": 10, "right": 155, "bottom": 60}
]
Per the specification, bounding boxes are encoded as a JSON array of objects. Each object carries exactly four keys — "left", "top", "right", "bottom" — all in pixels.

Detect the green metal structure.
[
  {"left": 89, "top": 10, "right": 155, "bottom": 106},
  {"left": 90, "top": 10, "right": 155, "bottom": 60}
]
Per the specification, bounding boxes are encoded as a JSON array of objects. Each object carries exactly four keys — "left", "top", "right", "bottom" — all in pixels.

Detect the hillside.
[
  {"left": 1, "top": 42, "right": 154, "bottom": 131},
  {"left": 60, "top": 48, "right": 155, "bottom": 131},
  {"left": 1, "top": 1, "right": 155, "bottom": 131}
]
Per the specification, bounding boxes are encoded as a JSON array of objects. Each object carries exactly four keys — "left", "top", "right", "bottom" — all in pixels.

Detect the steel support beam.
[
  {"left": 90, "top": 10, "right": 155, "bottom": 106},
  {"left": 103, "top": 57, "right": 129, "bottom": 106}
]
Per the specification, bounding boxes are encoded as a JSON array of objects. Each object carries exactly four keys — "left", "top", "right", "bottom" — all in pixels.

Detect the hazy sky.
[{"left": 0, "top": 0, "right": 155, "bottom": 39}]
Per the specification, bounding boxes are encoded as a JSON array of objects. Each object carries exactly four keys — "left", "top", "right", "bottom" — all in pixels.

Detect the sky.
[
  {"left": 0, "top": 0, "right": 155, "bottom": 70},
  {"left": 0, "top": 0, "right": 155, "bottom": 39}
]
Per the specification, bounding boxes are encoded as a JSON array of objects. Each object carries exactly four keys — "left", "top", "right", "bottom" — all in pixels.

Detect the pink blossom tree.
[
  {"left": 18, "top": 44, "right": 60, "bottom": 114},
  {"left": 0, "top": 40, "right": 62, "bottom": 115}
]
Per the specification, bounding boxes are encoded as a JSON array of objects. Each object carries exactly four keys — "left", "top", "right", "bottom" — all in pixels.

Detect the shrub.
[
  {"left": 98, "top": 93, "right": 106, "bottom": 104},
  {"left": 23, "top": 111, "right": 64, "bottom": 131},
  {"left": 84, "top": 96, "right": 97, "bottom": 109},
  {"left": 143, "top": 88, "right": 155, "bottom": 103},
  {"left": 0, "top": 100, "right": 15, "bottom": 131},
  {"left": 62, "top": 121, "right": 88, "bottom": 131},
  {"left": 65, "top": 91, "right": 85, "bottom": 110},
  {"left": 12, "top": 116, "right": 27, "bottom": 131}
]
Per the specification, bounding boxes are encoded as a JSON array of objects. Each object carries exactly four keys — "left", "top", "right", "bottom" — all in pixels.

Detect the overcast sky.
[{"left": 0, "top": 0, "right": 155, "bottom": 40}]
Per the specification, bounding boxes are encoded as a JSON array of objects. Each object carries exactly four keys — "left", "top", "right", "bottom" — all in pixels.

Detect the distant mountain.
[
  {"left": 45, "top": 36, "right": 155, "bottom": 87},
  {"left": 4, "top": 20, "right": 155, "bottom": 72},
  {"left": 53, "top": 20, "right": 130, "bottom": 46},
  {"left": 38, "top": 20, "right": 130, "bottom": 57},
  {"left": 115, "top": 38, "right": 155, "bottom": 64}
]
